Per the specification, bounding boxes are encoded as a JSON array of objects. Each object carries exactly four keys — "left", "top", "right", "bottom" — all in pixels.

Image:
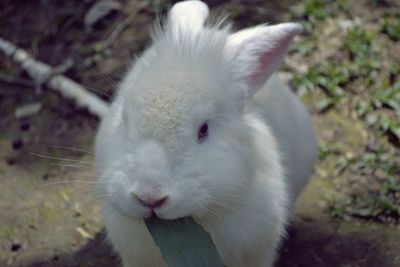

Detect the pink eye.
[{"left": 197, "top": 121, "right": 208, "bottom": 143}]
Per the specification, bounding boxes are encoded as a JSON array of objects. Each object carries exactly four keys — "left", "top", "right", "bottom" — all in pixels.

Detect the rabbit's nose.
[{"left": 135, "top": 195, "right": 168, "bottom": 209}]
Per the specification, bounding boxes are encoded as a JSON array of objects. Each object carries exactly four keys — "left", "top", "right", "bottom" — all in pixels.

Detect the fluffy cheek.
[{"left": 156, "top": 182, "right": 211, "bottom": 219}]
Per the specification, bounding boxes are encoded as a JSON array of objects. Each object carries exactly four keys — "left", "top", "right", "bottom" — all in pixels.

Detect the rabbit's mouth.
[
  {"left": 104, "top": 194, "right": 154, "bottom": 220},
  {"left": 106, "top": 193, "right": 185, "bottom": 220},
  {"left": 146, "top": 210, "right": 173, "bottom": 220}
]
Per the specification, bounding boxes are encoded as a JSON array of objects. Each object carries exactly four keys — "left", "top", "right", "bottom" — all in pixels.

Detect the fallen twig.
[{"left": 0, "top": 37, "right": 109, "bottom": 118}]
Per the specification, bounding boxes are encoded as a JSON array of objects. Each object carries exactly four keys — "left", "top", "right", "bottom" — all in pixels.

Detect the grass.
[
  {"left": 382, "top": 16, "right": 400, "bottom": 41},
  {"left": 328, "top": 176, "right": 400, "bottom": 223},
  {"left": 289, "top": 0, "right": 400, "bottom": 224}
]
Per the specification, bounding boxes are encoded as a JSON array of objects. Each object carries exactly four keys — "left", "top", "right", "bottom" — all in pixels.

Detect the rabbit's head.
[{"left": 95, "top": 0, "right": 301, "bottom": 220}]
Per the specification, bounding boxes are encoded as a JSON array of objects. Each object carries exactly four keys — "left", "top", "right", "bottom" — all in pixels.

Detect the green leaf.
[{"left": 145, "top": 217, "right": 224, "bottom": 267}]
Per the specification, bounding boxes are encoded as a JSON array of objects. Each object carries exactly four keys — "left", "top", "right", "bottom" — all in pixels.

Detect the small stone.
[
  {"left": 10, "top": 243, "right": 21, "bottom": 252},
  {"left": 20, "top": 121, "right": 30, "bottom": 131},
  {"left": 6, "top": 157, "right": 16, "bottom": 165},
  {"left": 15, "top": 102, "right": 42, "bottom": 118},
  {"left": 12, "top": 139, "right": 23, "bottom": 150}
]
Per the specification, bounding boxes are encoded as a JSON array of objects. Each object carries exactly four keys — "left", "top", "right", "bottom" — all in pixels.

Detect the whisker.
[
  {"left": 203, "top": 206, "right": 221, "bottom": 220},
  {"left": 71, "top": 195, "right": 107, "bottom": 213},
  {"left": 84, "top": 84, "right": 113, "bottom": 100},
  {"left": 52, "top": 173, "right": 97, "bottom": 180},
  {"left": 31, "top": 152, "right": 93, "bottom": 165},
  {"left": 73, "top": 54, "right": 119, "bottom": 91},
  {"left": 209, "top": 199, "right": 235, "bottom": 211},
  {"left": 50, "top": 163, "right": 94, "bottom": 170},
  {"left": 38, "top": 180, "right": 105, "bottom": 188},
  {"left": 46, "top": 145, "right": 94, "bottom": 155},
  {"left": 70, "top": 188, "right": 107, "bottom": 199},
  {"left": 211, "top": 192, "right": 247, "bottom": 204}
]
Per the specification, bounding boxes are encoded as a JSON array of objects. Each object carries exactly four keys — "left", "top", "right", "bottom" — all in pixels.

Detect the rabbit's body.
[
  {"left": 254, "top": 75, "right": 317, "bottom": 202},
  {"left": 95, "top": 1, "right": 317, "bottom": 267}
]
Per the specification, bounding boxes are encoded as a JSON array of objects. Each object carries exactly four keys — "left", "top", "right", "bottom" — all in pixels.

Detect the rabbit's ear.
[
  {"left": 225, "top": 23, "right": 302, "bottom": 97},
  {"left": 168, "top": 1, "right": 209, "bottom": 33}
]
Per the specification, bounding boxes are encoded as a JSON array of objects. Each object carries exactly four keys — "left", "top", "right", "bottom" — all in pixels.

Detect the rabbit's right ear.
[
  {"left": 224, "top": 23, "right": 302, "bottom": 98},
  {"left": 168, "top": 1, "right": 209, "bottom": 33}
]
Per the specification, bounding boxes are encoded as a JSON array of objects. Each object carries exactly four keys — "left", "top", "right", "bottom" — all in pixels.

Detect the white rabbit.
[{"left": 95, "top": 1, "right": 317, "bottom": 267}]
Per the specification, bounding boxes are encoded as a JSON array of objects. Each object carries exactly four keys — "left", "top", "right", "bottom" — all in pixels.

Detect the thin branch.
[{"left": 0, "top": 37, "right": 110, "bottom": 119}]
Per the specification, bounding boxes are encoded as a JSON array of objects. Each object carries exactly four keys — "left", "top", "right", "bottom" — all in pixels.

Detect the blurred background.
[{"left": 0, "top": 0, "right": 399, "bottom": 266}]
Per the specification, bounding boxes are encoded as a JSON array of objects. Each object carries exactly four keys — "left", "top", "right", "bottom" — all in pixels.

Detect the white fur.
[
  {"left": 225, "top": 23, "right": 303, "bottom": 97},
  {"left": 95, "top": 1, "right": 317, "bottom": 266},
  {"left": 168, "top": 0, "right": 209, "bottom": 34}
]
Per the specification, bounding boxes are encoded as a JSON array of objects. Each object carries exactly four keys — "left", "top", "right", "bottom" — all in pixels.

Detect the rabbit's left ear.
[
  {"left": 225, "top": 23, "right": 302, "bottom": 97},
  {"left": 168, "top": 1, "right": 209, "bottom": 33}
]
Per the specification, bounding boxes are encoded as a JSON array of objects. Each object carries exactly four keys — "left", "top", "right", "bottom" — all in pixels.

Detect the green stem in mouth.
[{"left": 145, "top": 216, "right": 224, "bottom": 267}]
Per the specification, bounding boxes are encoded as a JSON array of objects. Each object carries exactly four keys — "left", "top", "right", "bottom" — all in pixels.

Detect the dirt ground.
[{"left": 0, "top": 0, "right": 399, "bottom": 266}]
